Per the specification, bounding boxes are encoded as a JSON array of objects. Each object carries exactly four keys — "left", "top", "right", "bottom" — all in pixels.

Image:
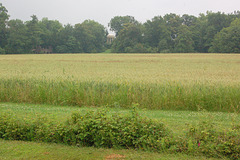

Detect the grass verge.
[{"left": 0, "top": 139, "right": 222, "bottom": 160}]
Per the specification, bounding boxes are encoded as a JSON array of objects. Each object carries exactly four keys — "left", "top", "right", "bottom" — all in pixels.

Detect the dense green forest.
[{"left": 0, "top": 3, "right": 240, "bottom": 54}]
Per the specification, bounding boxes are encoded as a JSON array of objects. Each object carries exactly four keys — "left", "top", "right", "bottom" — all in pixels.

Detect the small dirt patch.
[{"left": 105, "top": 154, "right": 126, "bottom": 160}]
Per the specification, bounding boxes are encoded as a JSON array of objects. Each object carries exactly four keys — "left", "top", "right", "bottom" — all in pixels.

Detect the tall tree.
[
  {"left": 111, "top": 23, "right": 143, "bottom": 53},
  {"left": 206, "top": 12, "right": 232, "bottom": 51},
  {"left": 209, "top": 18, "right": 240, "bottom": 53},
  {"left": 109, "top": 16, "right": 139, "bottom": 36},
  {"left": 75, "top": 20, "right": 107, "bottom": 53},
  {"left": 182, "top": 14, "right": 197, "bottom": 27},
  {"left": 163, "top": 13, "right": 183, "bottom": 41},
  {"left": 144, "top": 16, "right": 170, "bottom": 49},
  {"left": 39, "top": 18, "right": 63, "bottom": 51},
  {"left": 191, "top": 14, "right": 208, "bottom": 52},
  {"left": 5, "top": 19, "right": 29, "bottom": 54},
  {"left": 26, "top": 15, "right": 43, "bottom": 50},
  {"left": 56, "top": 24, "right": 75, "bottom": 53},
  {"left": 192, "top": 12, "right": 233, "bottom": 52},
  {"left": 0, "top": 3, "right": 9, "bottom": 49},
  {"left": 174, "top": 25, "right": 194, "bottom": 53}
]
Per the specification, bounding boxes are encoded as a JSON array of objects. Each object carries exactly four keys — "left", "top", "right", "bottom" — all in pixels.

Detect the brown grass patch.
[{"left": 105, "top": 154, "right": 126, "bottom": 160}]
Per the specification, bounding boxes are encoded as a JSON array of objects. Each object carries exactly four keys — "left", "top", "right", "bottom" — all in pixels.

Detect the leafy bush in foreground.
[
  {"left": 0, "top": 107, "right": 171, "bottom": 150},
  {"left": 63, "top": 107, "right": 171, "bottom": 150},
  {"left": 171, "top": 121, "right": 240, "bottom": 159},
  {"left": 0, "top": 108, "right": 239, "bottom": 159}
]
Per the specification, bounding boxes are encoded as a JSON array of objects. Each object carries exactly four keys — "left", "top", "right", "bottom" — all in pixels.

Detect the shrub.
[
  {"left": 1, "top": 108, "right": 240, "bottom": 159},
  {"left": 172, "top": 120, "right": 240, "bottom": 159},
  {"left": 64, "top": 106, "right": 171, "bottom": 150},
  {"left": 0, "top": 107, "right": 171, "bottom": 151},
  {"left": 0, "top": 47, "right": 6, "bottom": 54}
]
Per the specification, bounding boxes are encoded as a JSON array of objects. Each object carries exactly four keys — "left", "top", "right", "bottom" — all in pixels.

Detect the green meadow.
[
  {"left": 0, "top": 54, "right": 240, "bottom": 159},
  {"left": 0, "top": 54, "right": 240, "bottom": 112}
]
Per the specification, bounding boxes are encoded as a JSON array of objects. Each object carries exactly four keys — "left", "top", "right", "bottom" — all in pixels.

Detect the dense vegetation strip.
[
  {"left": 0, "top": 79, "right": 240, "bottom": 112},
  {"left": 0, "top": 107, "right": 239, "bottom": 159}
]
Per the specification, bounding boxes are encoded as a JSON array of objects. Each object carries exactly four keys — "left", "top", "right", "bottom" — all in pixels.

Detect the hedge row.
[{"left": 0, "top": 108, "right": 239, "bottom": 159}]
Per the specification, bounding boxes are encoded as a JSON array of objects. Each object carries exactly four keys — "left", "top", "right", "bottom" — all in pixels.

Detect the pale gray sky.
[{"left": 1, "top": 0, "right": 240, "bottom": 29}]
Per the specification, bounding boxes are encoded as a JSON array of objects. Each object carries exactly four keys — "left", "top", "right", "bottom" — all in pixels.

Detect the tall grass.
[{"left": 1, "top": 78, "right": 239, "bottom": 112}]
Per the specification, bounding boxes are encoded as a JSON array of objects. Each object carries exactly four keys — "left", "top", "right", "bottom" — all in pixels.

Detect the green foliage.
[
  {"left": 174, "top": 25, "right": 194, "bottom": 53},
  {"left": 191, "top": 12, "right": 234, "bottom": 53},
  {"left": 163, "top": 13, "right": 183, "bottom": 41},
  {"left": 102, "top": 49, "right": 112, "bottom": 53},
  {"left": 65, "top": 107, "right": 171, "bottom": 149},
  {"left": 1, "top": 10, "right": 106, "bottom": 54},
  {"left": 0, "top": 107, "right": 240, "bottom": 159},
  {"left": 0, "top": 107, "right": 170, "bottom": 151},
  {"left": 158, "top": 39, "right": 172, "bottom": 53},
  {"left": 191, "top": 14, "right": 209, "bottom": 52},
  {"left": 5, "top": 19, "right": 30, "bottom": 54},
  {"left": 39, "top": 18, "right": 63, "bottom": 52},
  {"left": 111, "top": 12, "right": 239, "bottom": 53},
  {"left": 0, "top": 3, "right": 9, "bottom": 48},
  {"left": 0, "top": 47, "right": 5, "bottom": 54},
  {"left": 74, "top": 20, "right": 107, "bottom": 53},
  {"left": 179, "top": 121, "right": 240, "bottom": 159},
  {"left": 1, "top": 2, "right": 240, "bottom": 54},
  {"left": 209, "top": 18, "right": 240, "bottom": 53},
  {"left": 182, "top": 14, "right": 197, "bottom": 27},
  {"left": 0, "top": 3, "right": 9, "bottom": 29},
  {"left": 111, "top": 23, "right": 144, "bottom": 53},
  {"left": 109, "top": 16, "right": 139, "bottom": 36},
  {"left": 55, "top": 24, "right": 75, "bottom": 53},
  {"left": 26, "top": 15, "right": 43, "bottom": 49},
  {"left": 144, "top": 16, "right": 171, "bottom": 51}
]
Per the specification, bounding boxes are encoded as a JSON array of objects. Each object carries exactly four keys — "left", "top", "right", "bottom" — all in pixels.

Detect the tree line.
[
  {"left": 110, "top": 13, "right": 240, "bottom": 53},
  {"left": 0, "top": 3, "right": 107, "bottom": 54},
  {"left": 0, "top": 3, "right": 240, "bottom": 54}
]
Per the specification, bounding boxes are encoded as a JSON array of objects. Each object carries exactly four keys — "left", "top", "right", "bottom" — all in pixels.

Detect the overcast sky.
[{"left": 1, "top": 0, "right": 240, "bottom": 30}]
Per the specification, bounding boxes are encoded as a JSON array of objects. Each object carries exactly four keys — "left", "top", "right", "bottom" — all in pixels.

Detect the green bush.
[
  {"left": 171, "top": 121, "right": 240, "bottom": 159},
  {"left": 64, "top": 106, "right": 171, "bottom": 150},
  {"left": 0, "top": 107, "right": 171, "bottom": 151},
  {"left": 1, "top": 108, "right": 240, "bottom": 159},
  {"left": 0, "top": 112, "right": 56, "bottom": 142},
  {"left": 0, "top": 47, "right": 5, "bottom": 54}
]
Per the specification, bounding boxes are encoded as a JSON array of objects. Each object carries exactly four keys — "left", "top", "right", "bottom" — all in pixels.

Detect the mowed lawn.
[{"left": 0, "top": 139, "right": 222, "bottom": 160}]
